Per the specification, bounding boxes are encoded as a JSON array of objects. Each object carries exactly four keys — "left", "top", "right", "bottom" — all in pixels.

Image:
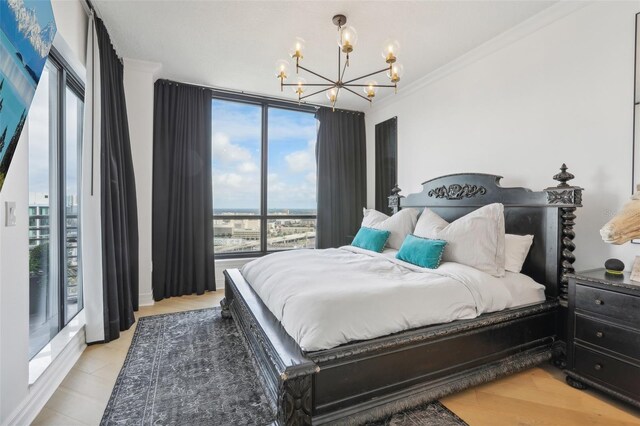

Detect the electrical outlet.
[{"left": 5, "top": 201, "right": 16, "bottom": 227}]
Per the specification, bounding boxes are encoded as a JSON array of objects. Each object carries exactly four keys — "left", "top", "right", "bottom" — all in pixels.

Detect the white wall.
[
  {"left": 50, "top": 0, "right": 87, "bottom": 68},
  {"left": 0, "top": 133, "right": 30, "bottom": 425},
  {"left": 123, "top": 59, "right": 161, "bottom": 305},
  {"left": 366, "top": 1, "right": 640, "bottom": 271},
  {"left": 0, "top": 2, "right": 87, "bottom": 424}
]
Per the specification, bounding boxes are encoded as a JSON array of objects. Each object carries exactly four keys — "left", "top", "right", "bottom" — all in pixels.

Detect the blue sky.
[
  {"left": 211, "top": 99, "right": 317, "bottom": 211},
  {"left": 28, "top": 65, "right": 82, "bottom": 199}
]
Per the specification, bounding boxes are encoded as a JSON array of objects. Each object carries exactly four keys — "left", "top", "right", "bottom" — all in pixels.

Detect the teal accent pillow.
[
  {"left": 352, "top": 227, "right": 391, "bottom": 252},
  {"left": 396, "top": 235, "right": 447, "bottom": 269}
]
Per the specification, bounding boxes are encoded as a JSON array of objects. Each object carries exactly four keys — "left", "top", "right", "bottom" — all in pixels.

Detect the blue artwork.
[{"left": 0, "top": 0, "right": 56, "bottom": 190}]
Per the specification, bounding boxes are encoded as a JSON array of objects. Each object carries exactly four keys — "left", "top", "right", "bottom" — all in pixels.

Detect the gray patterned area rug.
[{"left": 101, "top": 308, "right": 468, "bottom": 426}]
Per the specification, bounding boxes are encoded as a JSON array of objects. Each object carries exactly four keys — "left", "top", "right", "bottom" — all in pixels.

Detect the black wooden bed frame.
[{"left": 221, "top": 165, "right": 583, "bottom": 425}]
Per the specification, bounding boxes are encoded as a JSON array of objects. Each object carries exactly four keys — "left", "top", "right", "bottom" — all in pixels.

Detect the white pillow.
[
  {"left": 362, "top": 208, "right": 419, "bottom": 250},
  {"left": 505, "top": 234, "right": 534, "bottom": 273},
  {"left": 413, "top": 204, "right": 506, "bottom": 277}
]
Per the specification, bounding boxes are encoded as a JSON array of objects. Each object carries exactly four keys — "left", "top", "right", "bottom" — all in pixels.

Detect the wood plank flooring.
[{"left": 33, "top": 291, "right": 640, "bottom": 425}]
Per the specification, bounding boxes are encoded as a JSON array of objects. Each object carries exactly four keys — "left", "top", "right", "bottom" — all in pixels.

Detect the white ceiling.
[{"left": 94, "top": 0, "right": 556, "bottom": 111}]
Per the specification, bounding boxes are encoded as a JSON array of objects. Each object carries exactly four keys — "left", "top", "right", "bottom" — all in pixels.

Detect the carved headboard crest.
[{"left": 428, "top": 184, "right": 487, "bottom": 200}]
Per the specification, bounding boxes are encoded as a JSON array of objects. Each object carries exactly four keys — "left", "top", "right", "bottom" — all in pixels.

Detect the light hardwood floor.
[{"left": 33, "top": 291, "right": 640, "bottom": 425}]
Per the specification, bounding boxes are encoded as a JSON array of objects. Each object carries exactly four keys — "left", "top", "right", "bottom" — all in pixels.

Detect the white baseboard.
[
  {"left": 4, "top": 328, "right": 86, "bottom": 426},
  {"left": 139, "top": 291, "right": 155, "bottom": 306}
]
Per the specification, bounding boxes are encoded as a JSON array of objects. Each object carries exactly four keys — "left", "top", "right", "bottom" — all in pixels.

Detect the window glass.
[
  {"left": 64, "top": 87, "right": 83, "bottom": 322},
  {"left": 267, "top": 107, "right": 317, "bottom": 214},
  {"left": 212, "top": 97, "right": 318, "bottom": 256},
  {"left": 213, "top": 219, "right": 261, "bottom": 254},
  {"left": 211, "top": 99, "right": 262, "bottom": 214},
  {"left": 28, "top": 63, "right": 58, "bottom": 359},
  {"left": 27, "top": 56, "right": 84, "bottom": 359},
  {"left": 267, "top": 218, "right": 315, "bottom": 251}
]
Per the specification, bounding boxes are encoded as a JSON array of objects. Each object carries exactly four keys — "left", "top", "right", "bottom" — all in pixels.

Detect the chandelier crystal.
[{"left": 276, "top": 14, "right": 402, "bottom": 109}]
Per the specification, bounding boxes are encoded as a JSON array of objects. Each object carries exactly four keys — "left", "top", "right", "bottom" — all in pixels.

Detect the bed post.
[
  {"left": 388, "top": 184, "right": 403, "bottom": 214},
  {"left": 278, "top": 375, "right": 313, "bottom": 425},
  {"left": 220, "top": 274, "right": 234, "bottom": 319},
  {"left": 545, "top": 164, "right": 582, "bottom": 367},
  {"left": 544, "top": 164, "right": 583, "bottom": 303}
]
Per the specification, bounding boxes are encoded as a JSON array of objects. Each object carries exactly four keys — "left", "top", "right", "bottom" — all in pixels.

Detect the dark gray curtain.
[
  {"left": 315, "top": 107, "right": 367, "bottom": 248},
  {"left": 375, "top": 117, "right": 397, "bottom": 213},
  {"left": 95, "top": 18, "right": 139, "bottom": 342},
  {"left": 152, "top": 80, "right": 215, "bottom": 301}
]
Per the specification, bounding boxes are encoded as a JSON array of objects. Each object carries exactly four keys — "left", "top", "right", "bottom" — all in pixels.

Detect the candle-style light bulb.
[
  {"left": 292, "top": 77, "right": 306, "bottom": 97},
  {"left": 289, "top": 37, "right": 305, "bottom": 61},
  {"left": 326, "top": 88, "right": 338, "bottom": 104},
  {"left": 387, "top": 63, "right": 404, "bottom": 83},
  {"left": 337, "top": 26, "right": 358, "bottom": 53},
  {"left": 363, "top": 80, "right": 377, "bottom": 99},
  {"left": 381, "top": 39, "right": 400, "bottom": 64}
]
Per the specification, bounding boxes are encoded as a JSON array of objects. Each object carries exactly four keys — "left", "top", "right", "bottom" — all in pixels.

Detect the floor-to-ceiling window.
[
  {"left": 211, "top": 94, "right": 317, "bottom": 257},
  {"left": 28, "top": 49, "right": 84, "bottom": 359}
]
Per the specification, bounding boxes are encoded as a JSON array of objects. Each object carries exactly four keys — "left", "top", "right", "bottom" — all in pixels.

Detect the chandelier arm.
[
  {"left": 297, "top": 65, "right": 336, "bottom": 84},
  {"left": 344, "top": 84, "right": 397, "bottom": 88},
  {"left": 337, "top": 47, "right": 341, "bottom": 81},
  {"left": 342, "top": 66, "right": 392, "bottom": 85},
  {"left": 339, "top": 55, "right": 349, "bottom": 83},
  {"left": 282, "top": 83, "right": 337, "bottom": 87},
  {"left": 342, "top": 86, "right": 372, "bottom": 103},
  {"left": 299, "top": 85, "right": 336, "bottom": 100}
]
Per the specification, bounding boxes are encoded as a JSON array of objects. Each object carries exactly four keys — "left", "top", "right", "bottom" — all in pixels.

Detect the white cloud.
[
  {"left": 285, "top": 139, "right": 316, "bottom": 173},
  {"left": 214, "top": 172, "right": 245, "bottom": 189},
  {"left": 268, "top": 112, "right": 317, "bottom": 141},
  {"left": 305, "top": 172, "right": 316, "bottom": 185},
  {"left": 237, "top": 161, "right": 258, "bottom": 173},
  {"left": 212, "top": 132, "right": 253, "bottom": 163}
]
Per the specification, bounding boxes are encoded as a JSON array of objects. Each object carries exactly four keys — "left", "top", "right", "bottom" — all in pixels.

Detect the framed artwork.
[{"left": 0, "top": 0, "right": 57, "bottom": 191}]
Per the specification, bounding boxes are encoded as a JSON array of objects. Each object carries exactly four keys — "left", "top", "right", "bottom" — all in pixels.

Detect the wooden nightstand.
[{"left": 565, "top": 269, "right": 640, "bottom": 408}]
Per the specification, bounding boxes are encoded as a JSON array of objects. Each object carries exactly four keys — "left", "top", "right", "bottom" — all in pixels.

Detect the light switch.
[{"left": 5, "top": 201, "right": 16, "bottom": 227}]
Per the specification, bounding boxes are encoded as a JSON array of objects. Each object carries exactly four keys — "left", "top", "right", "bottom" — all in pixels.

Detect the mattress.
[{"left": 240, "top": 246, "right": 546, "bottom": 352}]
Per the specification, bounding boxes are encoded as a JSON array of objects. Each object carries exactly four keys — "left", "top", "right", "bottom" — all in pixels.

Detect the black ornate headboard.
[{"left": 388, "top": 165, "right": 583, "bottom": 303}]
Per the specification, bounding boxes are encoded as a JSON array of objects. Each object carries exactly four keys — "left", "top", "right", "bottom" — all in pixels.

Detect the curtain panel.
[
  {"left": 315, "top": 107, "right": 367, "bottom": 248},
  {"left": 95, "top": 17, "right": 139, "bottom": 342},
  {"left": 152, "top": 80, "right": 215, "bottom": 301},
  {"left": 82, "top": 13, "right": 106, "bottom": 343}
]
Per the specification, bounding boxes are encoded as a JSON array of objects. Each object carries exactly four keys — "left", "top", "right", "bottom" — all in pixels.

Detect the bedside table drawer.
[
  {"left": 575, "top": 314, "right": 640, "bottom": 360},
  {"left": 574, "top": 345, "right": 640, "bottom": 398},
  {"left": 575, "top": 284, "right": 640, "bottom": 324}
]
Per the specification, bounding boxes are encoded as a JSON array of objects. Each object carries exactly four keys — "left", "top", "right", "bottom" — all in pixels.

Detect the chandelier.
[{"left": 276, "top": 14, "right": 403, "bottom": 109}]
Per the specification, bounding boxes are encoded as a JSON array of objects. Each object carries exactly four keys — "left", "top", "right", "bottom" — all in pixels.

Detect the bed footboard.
[
  {"left": 222, "top": 269, "right": 319, "bottom": 425},
  {"left": 222, "top": 268, "right": 558, "bottom": 425}
]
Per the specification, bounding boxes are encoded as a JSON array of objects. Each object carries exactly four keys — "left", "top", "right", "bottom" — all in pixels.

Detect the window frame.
[
  {"left": 50, "top": 48, "right": 84, "bottom": 327},
  {"left": 28, "top": 47, "right": 85, "bottom": 359},
  {"left": 211, "top": 91, "right": 317, "bottom": 259}
]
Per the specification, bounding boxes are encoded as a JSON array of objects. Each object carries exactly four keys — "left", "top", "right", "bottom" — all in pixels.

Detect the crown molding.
[{"left": 372, "top": 1, "right": 589, "bottom": 112}]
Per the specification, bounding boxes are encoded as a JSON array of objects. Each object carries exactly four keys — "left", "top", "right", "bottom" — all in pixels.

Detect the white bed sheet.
[{"left": 240, "top": 246, "right": 545, "bottom": 351}]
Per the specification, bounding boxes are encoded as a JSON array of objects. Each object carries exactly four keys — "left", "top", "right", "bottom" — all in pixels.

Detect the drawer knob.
[
  {"left": 595, "top": 299, "right": 604, "bottom": 305},
  {"left": 595, "top": 331, "right": 604, "bottom": 338},
  {"left": 594, "top": 363, "right": 603, "bottom": 371}
]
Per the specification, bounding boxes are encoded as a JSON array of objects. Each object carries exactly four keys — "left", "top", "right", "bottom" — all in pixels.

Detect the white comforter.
[{"left": 240, "top": 246, "right": 545, "bottom": 352}]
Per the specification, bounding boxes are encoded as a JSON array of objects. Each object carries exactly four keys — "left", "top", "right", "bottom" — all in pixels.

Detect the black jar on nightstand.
[{"left": 564, "top": 269, "right": 640, "bottom": 408}]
